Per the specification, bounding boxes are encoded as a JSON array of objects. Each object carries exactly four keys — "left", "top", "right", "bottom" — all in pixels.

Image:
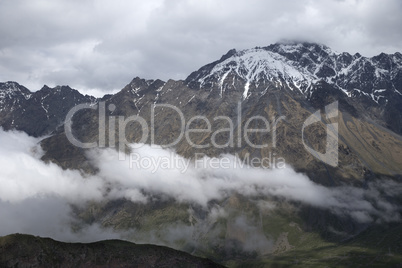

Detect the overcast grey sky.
[{"left": 0, "top": 0, "right": 401, "bottom": 96}]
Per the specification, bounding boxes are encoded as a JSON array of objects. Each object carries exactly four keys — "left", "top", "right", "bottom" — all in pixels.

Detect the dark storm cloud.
[{"left": 0, "top": 0, "right": 401, "bottom": 95}]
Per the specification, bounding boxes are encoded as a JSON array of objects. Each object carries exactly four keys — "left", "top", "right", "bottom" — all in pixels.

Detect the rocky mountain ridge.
[
  {"left": 0, "top": 82, "right": 95, "bottom": 136},
  {"left": 1, "top": 43, "right": 402, "bottom": 179},
  {"left": 187, "top": 42, "right": 402, "bottom": 101},
  {"left": 186, "top": 42, "right": 402, "bottom": 134},
  {"left": 1, "top": 42, "right": 402, "bottom": 266},
  {"left": 1, "top": 42, "right": 401, "bottom": 137}
]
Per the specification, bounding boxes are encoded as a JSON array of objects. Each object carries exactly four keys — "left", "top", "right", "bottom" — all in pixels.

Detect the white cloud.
[
  {"left": 0, "top": 129, "right": 400, "bottom": 243},
  {"left": 90, "top": 145, "right": 402, "bottom": 223},
  {"left": 0, "top": 0, "right": 401, "bottom": 93},
  {"left": 0, "top": 197, "right": 125, "bottom": 242},
  {"left": 0, "top": 130, "right": 104, "bottom": 203}
]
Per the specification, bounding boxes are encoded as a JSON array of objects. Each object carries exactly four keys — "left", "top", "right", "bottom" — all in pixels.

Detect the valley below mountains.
[{"left": 1, "top": 42, "right": 402, "bottom": 267}]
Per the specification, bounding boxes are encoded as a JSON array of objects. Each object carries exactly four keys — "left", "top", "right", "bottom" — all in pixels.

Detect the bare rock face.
[
  {"left": 37, "top": 68, "right": 402, "bottom": 183},
  {"left": 2, "top": 43, "right": 401, "bottom": 205},
  {"left": 0, "top": 82, "right": 95, "bottom": 137}
]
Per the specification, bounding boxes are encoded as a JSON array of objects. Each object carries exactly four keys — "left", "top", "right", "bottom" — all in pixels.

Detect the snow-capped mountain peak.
[
  {"left": 0, "top": 81, "right": 32, "bottom": 101},
  {"left": 186, "top": 42, "right": 402, "bottom": 104},
  {"left": 198, "top": 48, "right": 315, "bottom": 95}
]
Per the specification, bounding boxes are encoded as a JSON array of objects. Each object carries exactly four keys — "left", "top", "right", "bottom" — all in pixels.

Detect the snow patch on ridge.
[
  {"left": 192, "top": 44, "right": 402, "bottom": 105},
  {"left": 243, "top": 81, "right": 250, "bottom": 99},
  {"left": 198, "top": 48, "right": 315, "bottom": 91}
]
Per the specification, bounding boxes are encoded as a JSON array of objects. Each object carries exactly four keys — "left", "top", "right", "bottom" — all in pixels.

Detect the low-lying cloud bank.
[{"left": 0, "top": 129, "right": 401, "bottom": 242}]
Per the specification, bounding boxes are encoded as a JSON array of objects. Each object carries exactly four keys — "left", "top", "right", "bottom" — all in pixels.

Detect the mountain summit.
[
  {"left": 1, "top": 42, "right": 401, "bottom": 136},
  {"left": 185, "top": 42, "right": 402, "bottom": 134},
  {"left": 1, "top": 42, "right": 402, "bottom": 266},
  {"left": 187, "top": 42, "right": 402, "bottom": 102}
]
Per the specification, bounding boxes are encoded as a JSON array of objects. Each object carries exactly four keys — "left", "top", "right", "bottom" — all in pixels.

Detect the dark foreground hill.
[{"left": 0, "top": 234, "right": 224, "bottom": 268}]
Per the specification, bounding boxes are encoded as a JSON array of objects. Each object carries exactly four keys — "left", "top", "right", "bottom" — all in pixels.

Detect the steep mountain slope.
[
  {"left": 0, "top": 82, "right": 32, "bottom": 127},
  {"left": 186, "top": 42, "right": 402, "bottom": 134},
  {"left": 40, "top": 75, "right": 402, "bottom": 181},
  {"left": 0, "top": 82, "right": 95, "bottom": 136},
  {"left": 187, "top": 42, "right": 402, "bottom": 99},
  {"left": 35, "top": 50, "right": 402, "bottom": 264},
  {"left": 1, "top": 42, "right": 402, "bottom": 266},
  {"left": 0, "top": 234, "right": 223, "bottom": 268}
]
